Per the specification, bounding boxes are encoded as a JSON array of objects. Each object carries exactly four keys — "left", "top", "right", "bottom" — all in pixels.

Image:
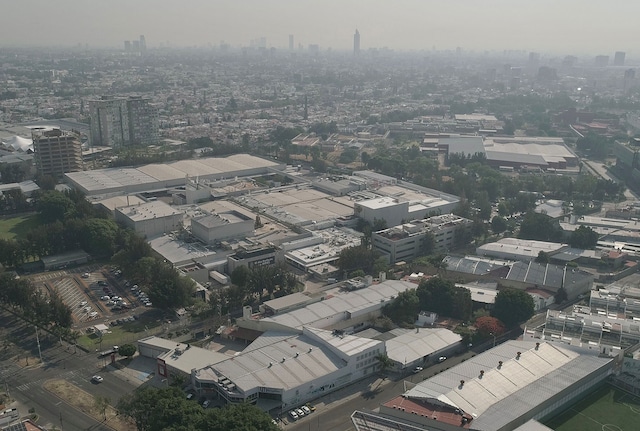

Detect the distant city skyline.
[{"left": 0, "top": 0, "right": 639, "bottom": 57}]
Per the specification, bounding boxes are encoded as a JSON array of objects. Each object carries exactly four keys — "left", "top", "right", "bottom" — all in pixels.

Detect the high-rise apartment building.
[
  {"left": 32, "top": 128, "right": 84, "bottom": 178},
  {"left": 127, "top": 96, "right": 159, "bottom": 146},
  {"left": 89, "top": 96, "right": 158, "bottom": 148},
  {"left": 124, "top": 40, "right": 131, "bottom": 51},
  {"left": 353, "top": 29, "right": 360, "bottom": 56},
  {"left": 595, "top": 55, "right": 609, "bottom": 67},
  {"left": 139, "top": 35, "right": 147, "bottom": 51},
  {"left": 614, "top": 51, "right": 626, "bottom": 66}
]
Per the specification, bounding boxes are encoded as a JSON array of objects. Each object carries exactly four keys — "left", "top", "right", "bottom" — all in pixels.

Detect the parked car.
[
  {"left": 438, "top": 356, "right": 447, "bottom": 362},
  {"left": 91, "top": 375, "right": 103, "bottom": 383},
  {"left": 413, "top": 366, "right": 424, "bottom": 374},
  {"left": 301, "top": 405, "right": 311, "bottom": 415},
  {"left": 202, "top": 400, "right": 211, "bottom": 408},
  {"left": 289, "top": 410, "right": 299, "bottom": 421},
  {"left": 296, "top": 408, "right": 305, "bottom": 417},
  {"left": 100, "top": 296, "right": 110, "bottom": 301},
  {"left": 97, "top": 281, "right": 108, "bottom": 287},
  {"left": 186, "top": 393, "right": 194, "bottom": 400},
  {"left": 82, "top": 273, "right": 90, "bottom": 278}
]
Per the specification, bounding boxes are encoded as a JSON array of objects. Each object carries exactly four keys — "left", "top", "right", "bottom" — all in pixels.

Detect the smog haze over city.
[{"left": 0, "top": 0, "right": 638, "bottom": 55}]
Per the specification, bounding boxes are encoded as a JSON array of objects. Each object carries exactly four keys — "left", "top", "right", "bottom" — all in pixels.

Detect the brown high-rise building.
[{"left": 32, "top": 128, "right": 84, "bottom": 178}]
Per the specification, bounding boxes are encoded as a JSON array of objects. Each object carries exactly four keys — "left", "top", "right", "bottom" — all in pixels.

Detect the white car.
[
  {"left": 82, "top": 273, "right": 90, "bottom": 278},
  {"left": 301, "top": 405, "right": 311, "bottom": 415},
  {"left": 296, "top": 408, "right": 305, "bottom": 417},
  {"left": 413, "top": 366, "right": 424, "bottom": 374},
  {"left": 100, "top": 296, "right": 110, "bottom": 301},
  {"left": 289, "top": 410, "right": 299, "bottom": 421},
  {"left": 438, "top": 356, "right": 447, "bottom": 362},
  {"left": 202, "top": 400, "right": 211, "bottom": 408},
  {"left": 91, "top": 375, "right": 103, "bottom": 383}
]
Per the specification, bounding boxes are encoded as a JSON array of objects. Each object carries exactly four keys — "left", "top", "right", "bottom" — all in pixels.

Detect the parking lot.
[{"left": 38, "top": 265, "right": 151, "bottom": 329}]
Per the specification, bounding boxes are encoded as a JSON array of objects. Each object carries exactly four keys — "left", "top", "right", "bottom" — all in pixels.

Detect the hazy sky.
[{"left": 0, "top": 0, "right": 637, "bottom": 56}]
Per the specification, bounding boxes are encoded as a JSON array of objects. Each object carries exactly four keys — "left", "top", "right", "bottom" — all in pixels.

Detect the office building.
[
  {"left": 124, "top": 40, "right": 131, "bottom": 51},
  {"left": 139, "top": 35, "right": 147, "bottom": 51},
  {"left": 372, "top": 214, "right": 473, "bottom": 264},
  {"left": 114, "top": 201, "right": 183, "bottom": 238},
  {"left": 31, "top": 127, "right": 83, "bottom": 178},
  {"left": 289, "top": 34, "right": 294, "bottom": 51},
  {"left": 353, "top": 29, "right": 360, "bottom": 56},
  {"left": 614, "top": 51, "right": 626, "bottom": 66},
  {"left": 89, "top": 96, "right": 158, "bottom": 148}
]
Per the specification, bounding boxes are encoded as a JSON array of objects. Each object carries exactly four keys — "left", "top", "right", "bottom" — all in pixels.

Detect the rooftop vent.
[
  {"left": 295, "top": 352, "right": 299, "bottom": 358},
  {"left": 535, "top": 342, "right": 540, "bottom": 350},
  {"left": 268, "top": 362, "right": 273, "bottom": 367},
  {"left": 516, "top": 351, "right": 521, "bottom": 359},
  {"left": 308, "top": 347, "right": 313, "bottom": 353},
  {"left": 282, "top": 357, "right": 286, "bottom": 362},
  {"left": 498, "top": 360, "right": 503, "bottom": 369},
  {"left": 479, "top": 370, "right": 484, "bottom": 378},
  {"left": 459, "top": 380, "right": 465, "bottom": 388}
]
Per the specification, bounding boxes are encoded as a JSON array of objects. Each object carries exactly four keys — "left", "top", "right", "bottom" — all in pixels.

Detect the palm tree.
[{"left": 376, "top": 353, "right": 394, "bottom": 373}]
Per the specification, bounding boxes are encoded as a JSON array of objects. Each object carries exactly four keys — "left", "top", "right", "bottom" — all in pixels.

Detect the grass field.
[
  {"left": 0, "top": 214, "right": 40, "bottom": 240},
  {"left": 544, "top": 384, "right": 640, "bottom": 431}
]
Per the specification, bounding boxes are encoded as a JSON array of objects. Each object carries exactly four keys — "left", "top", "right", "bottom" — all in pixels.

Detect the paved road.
[
  {"left": 0, "top": 309, "right": 137, "bottom": 430},
  {"left": 286, "top": 351, "right": 477, "bottom": 431}
]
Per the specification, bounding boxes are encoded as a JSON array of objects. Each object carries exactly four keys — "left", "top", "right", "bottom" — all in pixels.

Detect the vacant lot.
[
  {"left": 0, "top": 214, "right": 40, "bottom": 240},
  {"left": 545, "top": 384, "right": 640, "bottom": 431}
]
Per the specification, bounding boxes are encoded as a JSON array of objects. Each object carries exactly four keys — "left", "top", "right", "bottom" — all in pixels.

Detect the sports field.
[
  {"left": 0, "top": 214, "right": 39, "bottom": 240},
  {"left": 545, "top": 384, "right": 640, "bottom": 431}
]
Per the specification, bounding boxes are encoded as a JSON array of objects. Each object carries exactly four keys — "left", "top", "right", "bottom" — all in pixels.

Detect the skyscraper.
[
  {"left": 32, "top": 128, "right": 84, "bottom": 178},
  {"left": 353, "top": 29, "right": 360, "bottom": 56},
  {"left": 124, "top": 40, "right": 131, "bottom": 51},
  {"left": 89, "top": 96, "right": 158, "bottom": 148},
  {"left": 289, "top": 34, "right": 294, "bottom": 51},
  {"left": 614, "top": 51, "right": 626, "bottom": 66},
  {"left": 139, "top": 35, "right": 147, "bottom": 51}
]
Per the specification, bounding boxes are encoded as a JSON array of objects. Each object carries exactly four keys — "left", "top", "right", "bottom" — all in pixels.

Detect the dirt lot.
[{"left": 43, "top": 379, "right": 135, "bottom": 431}]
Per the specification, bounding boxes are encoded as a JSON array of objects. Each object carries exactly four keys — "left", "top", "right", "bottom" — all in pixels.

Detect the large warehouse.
[
  {"left": 192, "top": 327, "right": 384, "bottom": 411},
  {"left": 441, "top": 136, "right": 579, "bottom": 171},
  {"left": 64, "top": 154, "right": 284, "bottom": 195},
  {"left": 352, "top": 340, "right": 614, "bottom": 431}
]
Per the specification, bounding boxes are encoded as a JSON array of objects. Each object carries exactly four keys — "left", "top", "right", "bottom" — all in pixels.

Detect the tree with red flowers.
[{"left": 474, "top": 316, "right": 505, "bottom": 337}]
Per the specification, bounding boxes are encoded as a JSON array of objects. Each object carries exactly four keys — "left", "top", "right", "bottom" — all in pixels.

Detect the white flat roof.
[
  {"left": 262, "top": 280, "right": 417, "bottom": 330},
  {"left": 386, "top": 328, "right": 461, "bottom": 366}
]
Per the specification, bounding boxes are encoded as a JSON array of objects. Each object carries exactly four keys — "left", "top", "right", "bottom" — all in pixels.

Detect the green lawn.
[
  {"left": 545, "top": 384, "right": 640, "bottom": 431},
  {"left": 0, "top": 214, "right": 40, "bottom": 240}
]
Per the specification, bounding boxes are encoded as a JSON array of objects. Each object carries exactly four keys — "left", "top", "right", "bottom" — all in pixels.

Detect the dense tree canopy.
[
  {"left": 117, "top": 387, "right": 278, "bottom": 431},
  {"left": 383, "top": 277, "right": 472, "bottom": 325},
  {"left": 568, "top": 225, "right": 599, "bottom": 249},
  {"left": 492, "top": 288, "right": 534, "bottom": 327},
  {"left": 518, "top": 212, "right": 562, "bottom": 242}
]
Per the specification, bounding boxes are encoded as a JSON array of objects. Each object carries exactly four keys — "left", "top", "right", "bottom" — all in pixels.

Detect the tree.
[
  {"left": 491, "top": 216, "right": 507, "bottom": 234},
  {"left": 118, "top": 344, "right": 137, "bottom": 358},
  {"left": 94, "top": 395, "right": 111, "bottom": 421},
  {"left": 492, "top": 288, "right": 534, "bottom": 327},
  {"left": 376, "top": 353, "right": 394, "bottom": 373},
  {"left": 230, "top": 265, "right": 250, "bottom": 289},
  {"left": 383, "top": 289, "right": 420, "bottom": 325},
  {"left": 117, "top": 387, "right": 277, "bottom": 431},
  {"left": 535, "top": 251, "right": 550, "bottom": 264},
  {"left": 474, "top": 316, "right": 506, "bottom": 337},
  {"left": 117, "top": 387, "right": 205, "bottom": 431},
  {"left": 35, "top": 190, "right": 75, "bottom": 223},
  {"left": 518, "top": 212, "right": 561, "bottom": 242},
  {"left": 568, "top": 225, "right": 599, "bottom": 249}
]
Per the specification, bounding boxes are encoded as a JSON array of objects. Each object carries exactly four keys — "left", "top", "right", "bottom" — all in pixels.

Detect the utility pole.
[{"left": 34, "top": 326, "right": 43, "bottom": 364}]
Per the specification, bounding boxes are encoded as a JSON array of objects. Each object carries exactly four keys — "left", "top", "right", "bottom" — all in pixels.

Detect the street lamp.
[{"left": 490, "top": 332, "right": 497, "bottom": 347}]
